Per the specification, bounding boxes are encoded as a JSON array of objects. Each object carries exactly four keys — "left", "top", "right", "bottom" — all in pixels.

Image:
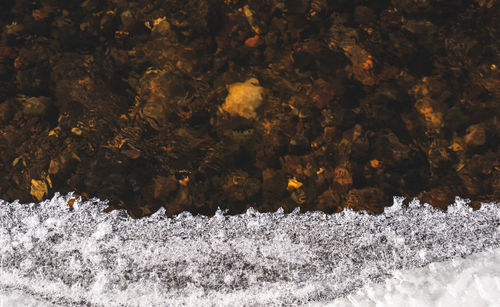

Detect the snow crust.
[
  {"left": 0, "top": 193, "right": 499, "bottom": 306},
  {"left": 325, "top": 246, "right": 500, "bottom": 307}
]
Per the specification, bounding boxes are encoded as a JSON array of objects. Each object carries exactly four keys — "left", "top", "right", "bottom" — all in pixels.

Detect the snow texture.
[
  {"left": 325, "top": 246, "right": 500, "bottom": 307},
  {"left": 0, "top": 193, "right": 499, "bottom": 306}
]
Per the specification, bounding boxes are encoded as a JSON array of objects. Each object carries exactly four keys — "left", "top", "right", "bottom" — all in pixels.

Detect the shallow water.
[{"left": 0, "top": 194, "right": 499, "bottom": 306}]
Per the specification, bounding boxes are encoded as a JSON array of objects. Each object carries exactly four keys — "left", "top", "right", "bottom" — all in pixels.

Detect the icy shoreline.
[{"left": 1, "top": 194, "right": 499, "bottom": 306}]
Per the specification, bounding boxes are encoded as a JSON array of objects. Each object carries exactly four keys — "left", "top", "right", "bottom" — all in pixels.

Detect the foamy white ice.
[{"left": 0, "top": 193, "right": 499, "bottom": 306}]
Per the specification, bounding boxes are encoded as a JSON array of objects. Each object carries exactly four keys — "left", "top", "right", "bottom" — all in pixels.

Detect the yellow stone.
[
  {"left": 448, "top": 143, "right": 464, "bottom": 152},
  {"left": 222, "top": 78, "right": 264, "bottom": 119},
  {"left": 179, "top": 176, "right": 190, "bottom": 186},
  {"left": 287, "top": 178, "right": 303, "bottom": 191},
  {"left": 71, "top": 127, "right": 82, "bottom": 135},
  {"left": 30, "top": 179, "right": 48, "bottom": 202}
]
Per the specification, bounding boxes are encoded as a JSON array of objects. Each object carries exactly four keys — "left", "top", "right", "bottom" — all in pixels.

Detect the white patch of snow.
[
  {"left": 324, "top": 246, "right": 500, "bottom": 307},
  {"left": 0, "top": 194, "right": 499, "bottom": 306}
]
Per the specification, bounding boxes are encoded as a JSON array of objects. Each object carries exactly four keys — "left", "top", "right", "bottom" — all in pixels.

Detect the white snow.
[
  {"left": 0, "top": 193, "right": 499, "bottom": 306},
  {"left": 317, "top": 246, "right": 500, "bottom": 307}
]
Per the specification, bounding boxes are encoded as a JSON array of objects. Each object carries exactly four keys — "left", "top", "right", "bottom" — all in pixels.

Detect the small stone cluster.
[{"left": 0, "top": 0, "right": 498, "bottom": 217}]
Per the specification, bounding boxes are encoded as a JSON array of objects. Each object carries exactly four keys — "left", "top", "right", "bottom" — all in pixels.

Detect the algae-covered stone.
[
  {"left": 464, "top": 124, "right": 486, "bottom": 147},
  {"left": 18, "top": 96, "right": 51, "bottom": 117}
]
